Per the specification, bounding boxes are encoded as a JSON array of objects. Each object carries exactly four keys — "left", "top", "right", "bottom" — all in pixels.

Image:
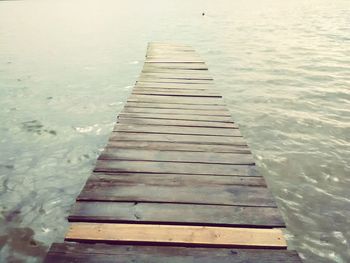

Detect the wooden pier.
[{"left": 44, "top": 43, "right": 301, "bottom": 262}]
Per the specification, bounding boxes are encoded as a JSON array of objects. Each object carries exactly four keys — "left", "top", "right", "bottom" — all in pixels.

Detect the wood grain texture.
[
  {"left": 106, "top": 141, "right": 250, "bottom": 153},
  {"left": 145, "top": 59, "right": 205, "bottom": 63},
  {"left": 45, "top": 243, "right": 302, "bottom": 263},
  {"left": 113, "top": 124, "right": 241, "bottom": 137},
  {"left": 98, "top": 148, "right": 254, "bottom": 165},
  {"left": 143, "top": 63, "right": 208, "bottom": 70},
  {"left": 128, "top": 94, "right": 225, "bottom": 105},
  {"left": 140, "top": 72, "right": 213, "bottom": 80},
  {"left": 132, "top": 88, "right": 220, "bottom": 97},
  {"left": 84, "top": 173, "right": 266, "bottom": 187},
  {"left": 94, "top": 160, "right": 258, "bottom": 176},
  {"left": 69, "top": 202, "right": 285, "bottom": 228},
  {"left": 65, "top": 223, "right": 287, "bottom": 248},
  {"left": 137, "top": 78, "right": 212, "bottom": 85},
  {"left": 118, "top": 112, "right": 234, "bottom": 122},
  {"left": 123, "top": 107, "right": 231, "bottom": 116},
  {"left": 77, "top": 180, "right": 274, "bottom": 206},
  {"left": 133, "top": 87, "right": 217, "bottom": 94},
  {"left": 117, "top": 117, "right": 237, "bottom": 128},
  {"left": 124, "top": 102, "right": 227, "bottom": 110},
  {"left": 142, "top": 68, "right": 208, "bottom": 74},
  {"left": 134, "top": 84, "right": 216, "bottom": 91},
  {"left": 109, "top": 132, "right": 248, "bottom": 145}
]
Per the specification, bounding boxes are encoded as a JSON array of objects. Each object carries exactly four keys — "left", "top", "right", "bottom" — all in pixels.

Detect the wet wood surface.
[
  {"left": 45, "top": 243, "right": 302, "bottom": 263},
  {"left": 44, "top": 42, "right": 301, "bottom": 262}
]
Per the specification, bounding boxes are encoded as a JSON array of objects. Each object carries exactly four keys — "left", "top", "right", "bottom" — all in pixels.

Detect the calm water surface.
[{"left": 0, "top": 0, "right": 349, "bottom": 262}]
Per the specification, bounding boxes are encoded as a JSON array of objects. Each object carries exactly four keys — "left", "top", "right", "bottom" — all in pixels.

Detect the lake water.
[{"left": 0, "top": 0, "right": 349, "bottom": 262}]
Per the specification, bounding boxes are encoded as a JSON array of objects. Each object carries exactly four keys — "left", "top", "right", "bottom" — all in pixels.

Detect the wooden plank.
[
  {"left": 135, "top": 84, "right": 216, "bottom": 91},
  {"left": 146, "top": 53, "right": 201, "bottom": 57},
  {"left": 117, "top": 117, "right": 237, "bottom": 128},
  {"left": 132, "top": 88, "right": 220, "bottom": 97},
  {"left": 65, "top": 223, "right": 287, "bottom": 248},
  {"left": 135, "top": 82, "right": 217, "bottom": 93},
  {"left": 134, "top": 86, "right": 215, "bottom": 91},
  {"left": 69, "top": 202, "right": 285, "bottom": 228},
  {"left": 78, "top": 181, "right": 273, "bottom": 207},
  {"left": 128, "top": 94, "right": 225, "bottom": 105},
  {"left": 147, "top": 45, "right": 196, "bottom": 50},
  {"left": 143, "top": 62, "right": 207, "bottom": 67},
  {"left": 106, "top": 141, "right": 250, "bottom": 153},
  {"left": 132, "top": 89, "right": 218, "bottom": 96},
  {"left": 143, "top": 64, "right": 208, "bottom": 70},
  {"left": 94, "top": 160, "right": 258, "bottom": 176},
  {"left": 137, "top": 79, "right": 212, "bottom": 85},
  {"left": 147, "top": 48, "right": 196, "bottom": 52},
  {"left": 45, "top": 243, "right": 302, "bottom": 263},
  {"left": 84, "top": 173, "right": 266, "bottom": 187},
  {"left": 145, "top": 59, "right": 205, "bottom": 63},
  {"left": 113, "top": 124, "right": 241, "bottom": 137},
  {"left": 140, "top": 72, "right": 212, "bottom": 80},
  {"left": 98, "top": 149, "right": 254, "bottom": 165},
  {"left": 109, "top": 132, "right": 248, "bottom": 146},
  {"left": 146, "top": 54, "right": 200, "bottom": 59},
  {"left": 119, "top": 112, "right": 234, "bottom": 123},
  {"left": 123, "top": 102, "right": 228, "bottom": 111},
  {"left": 147, "top": 47, "right": 198, "bottom": 52},
  {"left": 133, "top": 88, "right": 217, "bottom": 94},
  {"left": 142, "top": 68, "right": 210, "bottom": 74},
  {"left": 77, "top": 178, "right": 271, "bottom": 206},
  {"left": 123, "top": 107, "right": 231, "bottom": 116}
]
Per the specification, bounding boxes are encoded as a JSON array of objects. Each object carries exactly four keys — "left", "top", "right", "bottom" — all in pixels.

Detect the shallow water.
[{"left": 0, "top": 0, "right": 349, "bottom": 262}]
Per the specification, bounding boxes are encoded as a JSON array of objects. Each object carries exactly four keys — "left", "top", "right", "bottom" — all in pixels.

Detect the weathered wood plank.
[
  {"left": 145, "top": 59, "right": 205, "bottom": 63},
  {"left": 65, "top": 223, "right": 287, "bottom": 248},
  {"left": 98, "top": 149, "right": 254, "bottom": 165},
  {"left": 123, "top": 102, "right": 228, "bottom": 111},
  {"left": 133, "top": 87, "right": 216, "bottom": 93},
  {"left": 135, "top": 85, "right": 215, "bottom": 92},
  {"left": 142, "top": 68, "right": 209, "bottom": 74},
  {"left": 113, "top": 124, "right": 241, "bottom": 137},
  {"left": 119, "top": 112, "right": 234, "bottom": 123},
  {"left": 132, "top": 88, "right": 220, "bottom": 97},
  {"left": 45, "top": 243, "right": 302, "bottom": 263},
  {"left": 137, "top": 78, "right": 213, "bottom": 85},
  {"left": 85, "top": 173, "right": 265, "bottom": 187},
  {"left": 128, "top": 94, "right": 225, "bottom": 105},
  {"left": 147, "top": 48, "right": 196, "bottom": 53},
  {"left": 140, "top": 72, "right": 212, "bottom": 80},
  {"left": 94, "top": 160, "right": 258, "bottom": 176},
  {"left": 117, "top": 117, "right": 237, "bottom": 128},
  {"left": 146, "top": 53, "right": 201, "bottom": 58},
  {"left": 143, "top": 64, "right": 208, "bottom": 70},
  {"left": 78, "top": 180, "right": 273, "bottom": 207},
  {"left": 143, "top": 62, "right": 208, "bottom": 66},
  {"left": 69, "top": 201, "right": 285, "bottom": 227},
  {"left": 123, "top": 107, "right": 231, "bottom": 116},
  {"left": 109, "top": 132, "right": 248, "bottom": 146},
  {"left": 106, "top": 141, "right": 250, "bottom": 153}
]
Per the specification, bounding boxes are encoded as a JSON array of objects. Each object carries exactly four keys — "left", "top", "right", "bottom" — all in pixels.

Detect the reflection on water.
[{"left": 0, "top": 0, "right": 349, "bottom": 262}]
